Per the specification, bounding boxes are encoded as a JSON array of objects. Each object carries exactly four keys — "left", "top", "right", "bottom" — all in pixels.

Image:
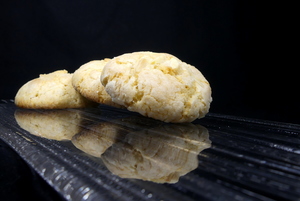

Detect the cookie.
[
  {"left": 72, "top": 59, "right": 121, "bottom": 107},
  {"left": 100, "top": 51, "right": 212, "bottom": 123},
  {"left": 15, "top": 70, "right": 96, "bottom": 109}
]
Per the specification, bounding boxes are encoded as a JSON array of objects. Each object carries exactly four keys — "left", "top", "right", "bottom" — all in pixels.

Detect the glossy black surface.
[{"left": 1, "top": 100, "right": 300, "bottom": 201}]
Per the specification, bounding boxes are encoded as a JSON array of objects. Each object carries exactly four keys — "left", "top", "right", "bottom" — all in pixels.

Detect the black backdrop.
[{"left": 1, "top": 0, "right": 298, "bottom": 124}]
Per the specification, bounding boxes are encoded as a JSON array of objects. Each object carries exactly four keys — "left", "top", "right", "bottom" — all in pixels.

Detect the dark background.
[
  {"left": 0, "top": 1, "right": 297, "bottom": 200},
  {"left": 0, "top": 0, "right": 297, "bottom": 123}
]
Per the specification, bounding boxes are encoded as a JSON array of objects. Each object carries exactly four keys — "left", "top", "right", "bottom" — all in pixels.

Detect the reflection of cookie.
[
  {"left": 72, "top": 60, "right": 121, "bottom": 107},
  {"left": 15, "top": 70, "right": 96, "bottom": 109},
  {"left": 14, "top": 109, "right": 82, "bottom": 141},
  {"left": 102, "top": 123, "right": 211, "bottom": 183},
  {"left": 71, "top": 122, "right": 123, "bottom": 157},
  {"left": 101, "top": 51, "right": 212, "bottom": 123}
]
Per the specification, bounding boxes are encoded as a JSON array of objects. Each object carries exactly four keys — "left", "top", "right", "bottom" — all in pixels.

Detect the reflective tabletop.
[{"left": 1, "top": 100, "right": 300, "bottom": 201}]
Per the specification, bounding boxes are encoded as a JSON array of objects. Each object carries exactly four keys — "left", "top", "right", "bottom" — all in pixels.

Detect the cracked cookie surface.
[
  {"left": 15, "top": 70, "right": 96, "bottom": 109},
  {"left": 101, "top": 51, "right": 212, "bottom": 123},
  {"left": 72, "top": 59, "right": 121, "bottom": 107}
]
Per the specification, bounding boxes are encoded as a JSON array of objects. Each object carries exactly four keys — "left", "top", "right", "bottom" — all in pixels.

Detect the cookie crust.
[
  {"left": 15, "top": 70, "right": 96, "bottom": 109},
  {"left": 72, "top": 59, "right": 121, "bottom": 107},
  {"left": 101, "top": 51, "right": 212, "bottom": 123}
]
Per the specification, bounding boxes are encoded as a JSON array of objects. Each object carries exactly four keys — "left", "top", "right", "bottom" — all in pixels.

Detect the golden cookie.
[
  {"left": 101, "top": 51, "right": 212, "bottom": 123},
  {"left": 15, "top": 70, "right": 96, "bottom": 109},
  {"left": 72, "top": 59, "right": 121, "bottom": 107}
]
